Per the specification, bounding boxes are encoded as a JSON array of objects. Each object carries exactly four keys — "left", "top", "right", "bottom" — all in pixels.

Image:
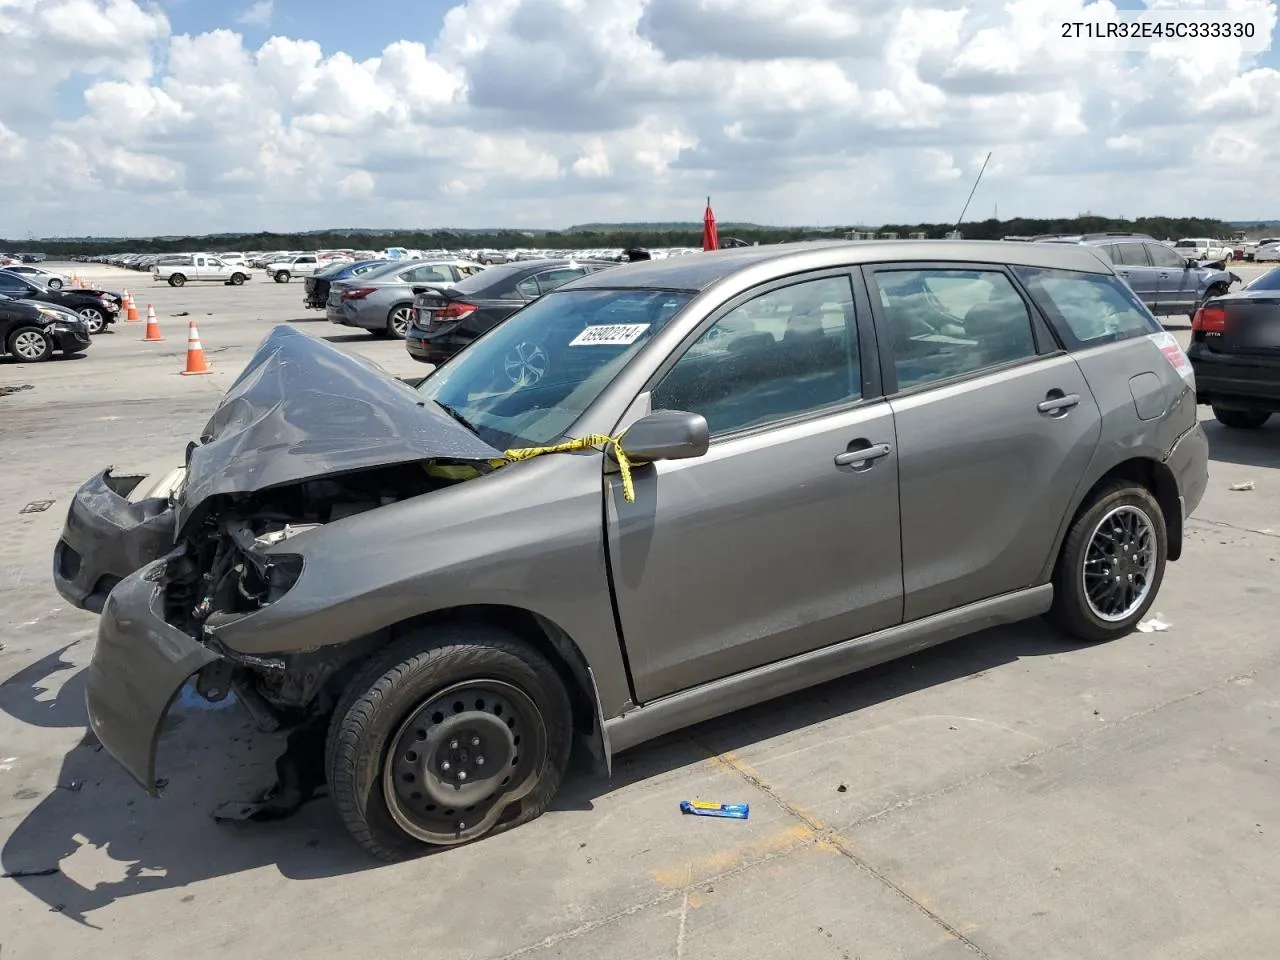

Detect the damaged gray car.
[{"left": 55, "top": 240, "right": 1208, "bottom": 861}]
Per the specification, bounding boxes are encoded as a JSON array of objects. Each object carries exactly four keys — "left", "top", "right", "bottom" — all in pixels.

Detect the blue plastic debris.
[{"left": 679, "top": 800, "right": 749, "bottom": 819}]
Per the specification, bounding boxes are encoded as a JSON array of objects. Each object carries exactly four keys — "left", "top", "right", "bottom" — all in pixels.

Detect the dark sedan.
[
  {"left": 0, "top": 294, "right": 91, "bottom": 361},
  {"left": 303, "top": 258, "right": 393, "bottom": 310},
  {"left": 405, "top": 258, "right": 618, "bottom": 364},
  {"left": 1188, "top": 266, "right": 1280, "bottom": 428},
  {"left": 0, "top": 269, "right": 123, "bottom": 334}
]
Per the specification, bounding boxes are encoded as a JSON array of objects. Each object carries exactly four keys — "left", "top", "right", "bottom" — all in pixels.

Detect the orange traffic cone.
[
  {"left": 180, "top": 319, "right": 212, "bottom": 375},
  {"left": 143, "top": 304, "right": 163, "bottom": 342},
  {"left": 126, "top": 293, "right": 139, "bottom": 322}
]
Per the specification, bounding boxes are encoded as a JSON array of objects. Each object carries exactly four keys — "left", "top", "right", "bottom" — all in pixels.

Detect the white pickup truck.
[
  {"left": 153, "top": 254, "right": 253, "bottom": 287},
  {"left": 264, "top": 254, "right": 350, "bottom": 283},
  {"left": 1171, "top": 238, "right": 1234, "bottom": 263}
]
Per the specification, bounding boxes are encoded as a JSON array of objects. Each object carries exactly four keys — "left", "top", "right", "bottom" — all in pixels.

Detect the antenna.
[{"left": 953, "top": 151, "right": 992, "bottom": 234}]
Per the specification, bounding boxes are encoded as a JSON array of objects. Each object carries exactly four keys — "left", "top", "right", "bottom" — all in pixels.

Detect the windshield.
[
  {"left": 417, "top": 287, "right": 694, "bottom": 450},
  {"left": 1247, "top": 267, "right": 1280, "bottom": 291}
]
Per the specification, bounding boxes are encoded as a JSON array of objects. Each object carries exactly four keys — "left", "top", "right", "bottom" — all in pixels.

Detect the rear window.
[
  {"left": 1247, "top": 267, "right": 1280, "bottom": 291},
  {"left": 1013, "top": 266, "right": 1159, "bottom": 348}
]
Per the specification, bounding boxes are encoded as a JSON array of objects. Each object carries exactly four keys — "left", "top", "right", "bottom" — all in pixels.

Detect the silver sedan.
[{"left": 327, "top": 260, "right": 484, "bottom": 337}]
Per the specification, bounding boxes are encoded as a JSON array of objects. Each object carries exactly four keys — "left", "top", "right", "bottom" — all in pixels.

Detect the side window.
[
  {"left": 1098, "top": 244, "right": 1120, "bottom": 264},
  {"left": 298, "top": 256, "right": 316, "bottom": 265},
  {"left": 0, "top": 274, "right": 27, "bottom": 294},
  {"left": 1146, "top": 243, "right": 1186, "bottom": 269},
  {"left": 651, "top": 275, "right": 861, "bottom": 437},
  {"left": 534, "top": 268, "right": 586, "bottom": 294},
  {"left": 515, "top": 276, "right": 541, "bottom": 298},
  {"left": 1112, "top": 242, "right": 1149, "bottom": 267},
  {"left": 194, "top": 257, "right": 206, "bottom": 267},
  {"left": 405, "top": 265, "right": 454, "bottom": 284},
  {"left": 872, "top": 268, "right": 1037, "bottom": 390},
  {"left": 1014, "top": 266, "right": 1159, "bottom": 348}
]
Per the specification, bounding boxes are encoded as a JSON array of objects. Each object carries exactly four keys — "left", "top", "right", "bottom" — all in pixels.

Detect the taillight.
[
  {"left": 1191, "top": 305, "right": 1226, "bottom": 334},
  {"left": 342, "top": 287, "right": 375, "bottom": 301},
  {"left": 1147, "top": 331, "right": 1195, "bottom": 390},
  {"left": 436, "top": 301, "right": 477, "bottom": 320}
]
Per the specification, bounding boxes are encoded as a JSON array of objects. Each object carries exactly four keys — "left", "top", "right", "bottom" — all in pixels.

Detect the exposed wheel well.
[{"left": 1066, "top": 458, "right": 1183, "bottom": 564}]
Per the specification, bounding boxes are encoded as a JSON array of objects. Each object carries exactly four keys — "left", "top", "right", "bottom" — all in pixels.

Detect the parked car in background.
[
  {"left": 304, "top": 259, "right": 394, "bottom": 310},
  {"left": 1038, "top": 234, "right": 1236, "bottom": 319},
  {"left": 0, "top": 269, "right": 123, "bottom": 334},
  {"left": 0, "top": 293, "right": 91, "bottom": 361},
  {"left": 1173, "top": 238, "right": 1233, "bottom": 262},
  {"left": 55, "top": 239, "right": 1207, "bottom": 861},
  {"left": 1253, "top": 239, "right": 1280, "bottom": 263},
  {"left": 219, "top": 253, "right": 248, "bottom": 266},
  {"left": 405, "top": 258, "right": 620, "bottom": 364},
  {"left": 327, "top": 259, "right": 485, "bottom": 337},
  {"left": 265, "top": 254, "right": 332, "bottom": 283},
  {"left": 3, "top": 264, "right": 73, "bottom": 289},
  {"left": 1188, "top": 265, "right": 1280, "bottom": 429},
  {"left": 153, "top": 254, "right": 253, "bottom": 287}
]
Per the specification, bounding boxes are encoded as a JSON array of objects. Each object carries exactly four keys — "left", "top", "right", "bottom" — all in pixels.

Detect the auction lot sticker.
[{"left": 570, "top": 324, "right": 650, "bottom": 346}]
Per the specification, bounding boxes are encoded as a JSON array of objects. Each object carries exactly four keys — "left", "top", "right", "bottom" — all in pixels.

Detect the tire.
[
  {"left": 1048, "top": 481, "right": 1167, "bottom": 643},
  {"left": 230, "top": 273, "right": 246, "bottom": 286},
  {"left": 78, "top": 307, "right": 106, "bottom": 334},
  {"left": 47, "top": 278, "right": 63, "bottom": 290},
  {"left": 387, "top": 304, "right": 413, "bottom": 338},
  {"left": 169, "top": 274, "right": 186, "bottom": 287},
  {"left": 325, "top": 625, "right": 573, "bottom": 863},
  {"left": 274, "top": 271, "right": 290, "bottom": 284},
  {"left": 1213, "top": 407, "right": 1271, "bottom": 429},
  {"left": 7, "top": 326, "right": 52, "bottom": 362}
]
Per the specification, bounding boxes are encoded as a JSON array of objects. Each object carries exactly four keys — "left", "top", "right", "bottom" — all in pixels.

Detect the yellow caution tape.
[{"left": 422, "top": 433, "right": 635, "bottom": 501}]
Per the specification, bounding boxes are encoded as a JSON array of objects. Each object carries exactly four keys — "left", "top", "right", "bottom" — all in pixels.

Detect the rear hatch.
[{"left": 1192, "top": 289, "right": 1280, "bottom": 358}]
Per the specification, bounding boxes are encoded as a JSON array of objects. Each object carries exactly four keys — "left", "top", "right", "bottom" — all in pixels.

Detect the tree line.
[{"left": 2, "top": 215, "right": 1243, "bottom": 256}]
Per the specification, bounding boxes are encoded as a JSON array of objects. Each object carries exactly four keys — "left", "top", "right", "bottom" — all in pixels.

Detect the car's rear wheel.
[
  {"left": 47, "top": 278, "right": 63, "bottom": 289},
  {"left": 274, "top": 271, "right": 290, "bottom": 283},
  {"left": 1049, "top": 480, "right": 1167, "bottom": 643},
  {"left": 230, "top": 273, "right": 246, "bottom": 286},
  {"left": 78, "top": 307, "right": 106, "bottom": 334},
  {"left": 387, "top": 305, "right": 413, "bottom": 338},
  {"left": 7, "top": 326, "right": 52, "bottom": 362},
  {"left": 169, "top": 274, "right": 186, "bottom": 287},
  {"left": 326, "top": 625, "right": 573, "bottom": 862},
  {"left": 1213, "top": 407, "right": 1271, "bottom": 429}
]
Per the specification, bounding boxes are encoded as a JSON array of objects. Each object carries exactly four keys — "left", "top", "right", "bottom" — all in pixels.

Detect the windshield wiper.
[{"left": 434, "top": 400, "right": 480, "bottom": 436}]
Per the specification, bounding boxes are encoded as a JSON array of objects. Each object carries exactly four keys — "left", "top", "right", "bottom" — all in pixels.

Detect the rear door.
[
  {"left": 1147, "top": 241, "right": 1200, "bottom": 315},
  {"left": 864, "top": 262, "right": 1103, "bottom": 621},
  {"left": 609, "top": 270, "right": 903, "bottom": 701},
  {"left": 1107, "top": 242, "right": 1160, "bottom": 310}
]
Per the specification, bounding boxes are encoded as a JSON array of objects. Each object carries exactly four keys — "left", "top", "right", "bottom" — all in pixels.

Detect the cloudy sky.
[{"left": 0, "top": 0, "right": 1276, "bottom": 237}]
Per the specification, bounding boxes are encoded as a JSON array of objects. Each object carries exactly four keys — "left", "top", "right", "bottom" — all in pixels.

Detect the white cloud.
[
  {"left": 2, "top": 0, "right": 1280, "bottom": 237},
  {"left": 237, "top": 0, "right": 273, "bottom": 27}
]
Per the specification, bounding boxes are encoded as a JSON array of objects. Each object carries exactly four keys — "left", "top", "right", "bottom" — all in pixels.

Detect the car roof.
[{"left": 567, "top": 240, "right": 1113, "bottom": 293}]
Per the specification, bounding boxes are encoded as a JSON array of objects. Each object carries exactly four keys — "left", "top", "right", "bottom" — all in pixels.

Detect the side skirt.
[{"left": 604, "top": 585, "right": 1053, "bottom": 756}]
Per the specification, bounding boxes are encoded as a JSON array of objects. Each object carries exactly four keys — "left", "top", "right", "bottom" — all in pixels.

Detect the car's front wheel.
[
  {"left": 47, "top": 278, "right": 63, "bottom": 289},
  {"left": 169, "top": 274, "right": 186, "bottom": 287},
  {"left": 7, "top": 326, "right": 52, "bottom": 362},
  {"left": 274, "top": 271, "right": 290, "bottom": 283},
  {"left": 1213, "top": 407, "right": 1271, "bottom": 429},
  {"left": 326, "top": 625, "right": 573, "bottom": 862},
  {"left": 1049, "top": 480, "right": 1167, "bottom": 643}
]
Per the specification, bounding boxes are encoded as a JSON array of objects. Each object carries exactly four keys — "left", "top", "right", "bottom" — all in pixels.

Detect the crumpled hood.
[{"left": 176, "top": 325, "right": 502, "bottom": 530}]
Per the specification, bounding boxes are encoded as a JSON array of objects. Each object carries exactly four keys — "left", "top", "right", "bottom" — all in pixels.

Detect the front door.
[
  {"left": 1146, "top": 240, "right": 1200, "bottom": 315},
  {"left": 865, "top": 264, "right": 1102, "bottom": 621},
  {"left": 607, "top": 272, "right": 903, "bottom": 702}
]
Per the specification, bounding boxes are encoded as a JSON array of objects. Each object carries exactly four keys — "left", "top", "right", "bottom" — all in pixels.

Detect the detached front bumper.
[
  {"left": 86, "top": 560, "right": 221, "bottom": 794},
  {"left": 53, "top": 469, "right": 178, "bottom": 613}
]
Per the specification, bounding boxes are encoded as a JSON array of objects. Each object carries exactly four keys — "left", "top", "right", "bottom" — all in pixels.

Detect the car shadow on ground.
[
  {"left": 321, "top": 333, "right": 380, "bottom": 344},
  {"left": 1203, "top": 419, "right": 1280, "bottom": 469},
  {"left": 1, "top": 617, "right": 1083, "bottom": 925}
]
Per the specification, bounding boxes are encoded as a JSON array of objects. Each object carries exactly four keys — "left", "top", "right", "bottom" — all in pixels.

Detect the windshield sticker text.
[{"left": 569, "top": 324, "right": 650, "bottom": 346}]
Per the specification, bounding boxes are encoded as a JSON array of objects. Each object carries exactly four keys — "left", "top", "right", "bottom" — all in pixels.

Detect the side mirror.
[{"left": 619, "top": 410, "right": 709, "bottom": 463}]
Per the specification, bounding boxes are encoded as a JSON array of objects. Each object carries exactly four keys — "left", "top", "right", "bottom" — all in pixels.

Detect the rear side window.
[
  {"left": 1112, "top": 242, "right": 1149, "bottom": 267},
  {"left": 1014, "top": 267, "right": 1159, "bottom": 348}
]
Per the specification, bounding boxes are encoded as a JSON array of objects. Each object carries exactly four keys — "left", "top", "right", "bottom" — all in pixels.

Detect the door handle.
[
  {"left": 835, "top": 443, "right": 892, "bottom": 468},
  {"left": 1037, "top": 393, "right": 1080, "bottom": 415}
]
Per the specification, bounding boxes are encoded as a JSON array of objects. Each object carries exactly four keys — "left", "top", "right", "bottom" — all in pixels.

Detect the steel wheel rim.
[
  {"left": 1082, "top": 505, "right": 1156, "bottom": 622},
  {"left": 79, "top": 308, "right": 104, "bottom": 332},
  {"left": 390, "top": 307, "right": 412, "bottom": 337},
  {"left": 503, "top": 342, "right": 548, "bottom": 386},
  {"left": 12, "top": 330, "right": 47, "bottom": 359},
  {"left": 382, "top": 679, "right": 547, "bottom": 845}
]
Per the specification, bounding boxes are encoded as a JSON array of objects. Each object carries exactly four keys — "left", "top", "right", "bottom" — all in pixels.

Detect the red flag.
[{"left": 702, "top": 197, "right": 719, "bottom": 252}]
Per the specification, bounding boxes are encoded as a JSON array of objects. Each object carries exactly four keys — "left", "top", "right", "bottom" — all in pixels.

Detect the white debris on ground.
[
  {"left": 1230, "top": 481, "right": 1256, "bottom": 492},
  {"left": 1137, "top": 615, "right": 1172, "bottom": 633}
]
